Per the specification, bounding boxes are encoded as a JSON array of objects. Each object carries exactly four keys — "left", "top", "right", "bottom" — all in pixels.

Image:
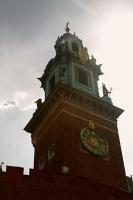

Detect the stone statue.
[
  {"left": 102, "top": 83, "right": 113, "bottom": 104},
  {"left": 91, "top": 55, "right": 96, "bottom": 64},
  {"left": 35, "top": 99, "right": 42, "bottom": 109},
  {"left": 102, "top": 83, "right": 111, "bottom": 97}
]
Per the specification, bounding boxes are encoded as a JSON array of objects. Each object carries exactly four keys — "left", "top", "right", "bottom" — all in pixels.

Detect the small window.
[
  {"left": 76, "top": 68, "right": 88, "bottom": 86},
  {"left": 75, "top": 67, "right": 93, "bottom": 89},
  {"left": 39, "top": 153, "right": 45, "bottom": 170},
  {"left": 48, "top": 143, "right": 55, "bottom": 161},
  {"left": 49, "top": 74, "right": 55, "bottom": 93}
]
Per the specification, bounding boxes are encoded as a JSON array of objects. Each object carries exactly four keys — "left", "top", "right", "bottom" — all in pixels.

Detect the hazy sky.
[{"left": 0, "top": 0, "right": 133, "bottom": 175}]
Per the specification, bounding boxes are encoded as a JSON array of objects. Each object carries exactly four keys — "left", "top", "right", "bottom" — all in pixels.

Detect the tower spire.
[{"left": 65, "top": 21, "right": 70, "bottom": 33}]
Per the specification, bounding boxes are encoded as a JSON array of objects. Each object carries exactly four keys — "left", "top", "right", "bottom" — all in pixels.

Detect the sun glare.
[
  {"left": 96, "top": 12, "right": 133, "bottom": 62},
  {"left": 94, "top": 11, "right": 133, "bottom": 175},
  {"left": 95, "top": 12, "right": 133, "bottom": 105}
]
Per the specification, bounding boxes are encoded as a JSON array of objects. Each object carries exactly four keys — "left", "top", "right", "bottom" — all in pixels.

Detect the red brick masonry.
[{"left": 0, "top": 166, "right": 132, "bottom": 200}]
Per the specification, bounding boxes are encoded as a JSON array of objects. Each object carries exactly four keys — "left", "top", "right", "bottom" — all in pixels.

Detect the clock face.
[{"left": 80, "top": 128, "right": 108, "bottom": 157}]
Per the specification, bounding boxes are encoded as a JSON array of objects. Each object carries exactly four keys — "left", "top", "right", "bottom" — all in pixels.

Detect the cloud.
[
  {"left": 0, "top": 103, "right": 34, "bottom": 172},
  {"left": 0, "top": 0, "right": 51, "bottom": 43},
  {"left": 0, "top": 101, "right": 16, "bottom": 109}
]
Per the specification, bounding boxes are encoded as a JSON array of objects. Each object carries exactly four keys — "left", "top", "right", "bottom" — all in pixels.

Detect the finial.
[{"left": 65, "top": 22, "right": 70, "bottom": 33}]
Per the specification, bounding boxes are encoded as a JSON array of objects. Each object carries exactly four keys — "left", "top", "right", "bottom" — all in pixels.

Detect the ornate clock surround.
[
  {"left": 79, "top": 121, "right": 109, "bottom": 157},
  {"left": 80, "top": 127, "right": 109, "bottom": 157}
]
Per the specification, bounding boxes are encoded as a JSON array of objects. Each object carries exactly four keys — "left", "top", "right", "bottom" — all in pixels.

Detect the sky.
[{"left": 0, "top": 0, "right": 132, "bottom": 175}]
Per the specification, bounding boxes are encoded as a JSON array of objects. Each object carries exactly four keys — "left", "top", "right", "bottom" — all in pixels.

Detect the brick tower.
[{"left": 24, "top": 23, "right": 128, "bottom": 191}]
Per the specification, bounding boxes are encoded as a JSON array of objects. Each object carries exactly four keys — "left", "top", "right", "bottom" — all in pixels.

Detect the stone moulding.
[{"left": 24, "top": 83, "right": 123, "bottom": 134}]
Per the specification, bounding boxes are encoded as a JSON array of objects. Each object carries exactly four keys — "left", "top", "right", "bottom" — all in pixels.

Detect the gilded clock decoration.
[{"left": 80, "top": 128, "right": 108, "bottom": 156}]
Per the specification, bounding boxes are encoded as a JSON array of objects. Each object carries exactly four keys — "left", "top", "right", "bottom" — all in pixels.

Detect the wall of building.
[{"left": 0, "top": 166, "right": 132, "bottom": 200}]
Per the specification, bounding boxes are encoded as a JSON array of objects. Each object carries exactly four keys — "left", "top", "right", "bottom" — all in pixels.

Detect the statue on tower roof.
[
  {"left": 65, "top": 22, "right": 70, "bottom": 33},
  {"left": 102, "top": 83, "right": 111, "bottom": 97},
  {"left": 102, "top": 83, "right": 113, "bottom": 104},
  {"left": 90, "top": 55, "right": 96, "bottom": 64}
]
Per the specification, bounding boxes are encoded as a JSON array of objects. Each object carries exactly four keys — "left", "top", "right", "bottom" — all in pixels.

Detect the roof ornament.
[
  {"left": 35, "top": 99, "right": 42, "bottom": 109},
  {"left": 65, "top": 22, "right": 70, "bottom": 33},
  {"left": 102, "top": 83, "right": 113, "bottom": 104},
  {"left": 102, "top": 83, "right": 112, "bottom": 97},
  {"left": 91, "top": 55, "right": 96, "bottom": 64}
]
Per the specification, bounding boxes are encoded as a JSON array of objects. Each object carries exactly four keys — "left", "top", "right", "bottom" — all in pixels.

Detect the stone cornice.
[{"left": 24, "top": 83, "right": 123, "bottom": 134}]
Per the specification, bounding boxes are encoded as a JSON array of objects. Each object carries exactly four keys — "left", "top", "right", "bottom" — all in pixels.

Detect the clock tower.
[{"left": 24, "top": 23, "right": 128, "bottom": 191}]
